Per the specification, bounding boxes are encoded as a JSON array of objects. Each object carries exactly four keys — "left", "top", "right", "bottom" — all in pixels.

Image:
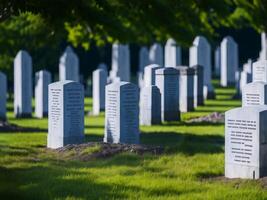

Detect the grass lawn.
[{"left": 1, "top": 80, "right": 266, "bottom": 200}]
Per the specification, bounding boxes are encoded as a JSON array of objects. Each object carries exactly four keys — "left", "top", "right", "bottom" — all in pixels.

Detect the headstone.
[
  {"left": 242, "top": 82, "right": 267, "bottom": 107},
  {"left": 59, "top": 46, "right": 79, "bottom": 82},
  {"left": 176, "top": 66, "right": 194, "bottom": 112},
  {"left": 14, "top": 50, "right": 32, "bottom": 118},
  {"left": 252, "top": 60, "right": 267, "bottom": 82},
  {"left": 140, "top": 85, "right": 161, "bottom": 125},
  {"left": 189, "top": 36, "right": 214, "bottom": 99},
  {"left": 47, "top": 81, "right": 84, "bottom": 149},
  {"left": 35, "top": 70, "right": 52, "bottom": 118},
  {"left": 234, "top": 70, "right": 241, "bottom": 99},
  {"left": 137, "top": 47, "right": 149, "bottom": 88},
  {"left": 104, "top": 81, "right": 139, "bottom": 144},
  {"left": 92, "top": 69, "right": 107, "bottom": 115},
  {"left": 191, "top": 65, "right": 204, "bottom": 108},
  {"left": 143, "top": 64, "right": 162, "bottom": 87},
  {"left": 109, "top": 43, "right": 130, "bottom": 82},
  {"left": 240, "top": 60, "right": 252, "bottom": 93},
  {"left": 214, "top": 46, "right": 221, "bottom": 77},
  {"left": 220, "top": 36, "right": 239, "bottom": 86},
  {"left": 155, "top": 67, "right": 180, "bottom": 122},
  {"left": 97, "top": 63, "right": 108, "bottom": 72},
  {"left": 164, "top": 38, "right": 181, "bottom": 67},
  {"left": 0, "top": 71, "right": 7, "bottom": 120},
  {"left": 149, "top": 43, "right": 163, "bottom": 66},
  {"left": 225, "top": 105, "right": 267, "bottom": 179},
  {"left": 259, "top": 32, "right": 267, "bottom": 60}
]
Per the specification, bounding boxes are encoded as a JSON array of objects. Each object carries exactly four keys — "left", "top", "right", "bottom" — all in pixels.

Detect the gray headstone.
[
  {"left": 191, "top": 65, "right": 204, "bottom": 107},
  {"left": 189, "top": 36, "right": 214, "bottom": 99},
  {"left": 97, "top": 63, "right": 108, "bottom": 72},
  {"left": 14, "top": 50, "right": 32, "bottom": 118},
  {"left": 143, "top": 64, "right": 162, "bottom": 87},
  {"left": 59, "top": 46, "right": 79, "bottom": 82},
  {"left": 0, "top": 71, "right": 7, "bottom": 120},
  {"left": 225, "top": 106, "right": 267, "bottom": 179},
  {"left": 155, "top": 67, "right": 180, "bottom": 122},
  {"left": 93, "top": 69, "right": 107, "bottom": 115},
  {"left": 149, "top": 43, "right": 163, "bottom": 66},
  {"left": 220, "top": 36, "right": 238, "bottom": 86},
  {"left": 137, "top": 47, "right": 149, "bottom": 88},
  {"left": 176, "top": 66, "right": 194, "bottom": 112},
  {"left": 109, "top": 43, "right": 130, "bottom": 82},
  {"left": 104, "top": 81, "right": 139, "bottom": 144},
  {"left": 252, "top": 60, "right": 267, "bottom": 82},
  {"left": 35, "top": 70, "right": 52, "bottom": 118},
  {"left": 214, "top": 46, "right": 221, "bottom": 77},
  {"left": 164, "top": 38, "right": 181, "bottom": 67},
  {"left": 140, "top": 85, "right": 161, "bottom": 125},
  {"left": 47, "top": 81, "right": 84, "bottom": 149},
  {"left": 242, "top": 82, "right": 267, "bottom": 107}
]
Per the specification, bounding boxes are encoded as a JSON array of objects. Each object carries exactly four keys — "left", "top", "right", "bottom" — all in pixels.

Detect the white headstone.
[
  {"left": 164, "top": 38, "right": 181, "bottom": 67},
  {"left": 252, "top": 60, "right": 267, "bottom": 82},
  {"left": 143, "top": 64, "right": 162, "bottom": 87},
  {"left": 220, "top": 36, "right": 238, "bottom": 86},
  {"left": 140, "top": 85, "right": 161, "bottom": 125},
  {"left": 59, "top": 46, "right": 79, "bottom": 82},
  {"left": 191, "top": 65, "right": 204, "bottom": 107},
  {"left": 176, "top": 67, "right": 194, "bottom": 112},
  {"left": 109, "top": 43, "right": 130, "bottom": 82},
  {"left": 149, "top": 43, "right": 163, "bottom": 66},
  {"left": 14, "top": 50, "right": 32, "bottom": 118},
  {"left": 214, "top": 46, "right": 221, "bottom": 77},
  {"left": 155, "top": 67, "right": 180, "bottom": 122},
  {"left": 35, "top": 70, "right": 52, "bottom": 118},
  {"left": 260, "top": 32, "right": 267, "bottom": 60},
  {"left": 0, "top": 71, "right": 7, "bottom": 120},
  {"left": 242, "top": 82, "right": 267, "bottom": 107},
  {"left": 47, "top": 81, "right": 84, "bottom": 149},
  {"left": 189, "top": 36, "right": 214, "bottom": 99},
  {"left": 104, "top": 81, "right": 139, "bottom": 144},
  {"left": 93, "top": 69, "right": 107, "bottom": 115},
  {"left": 240, "top": 60, "right": 252, "bottom": 93}
]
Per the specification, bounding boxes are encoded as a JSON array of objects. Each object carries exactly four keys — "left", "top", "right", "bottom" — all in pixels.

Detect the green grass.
[{"left": 1, "top": 79, "right": 266, "bottom": 200}]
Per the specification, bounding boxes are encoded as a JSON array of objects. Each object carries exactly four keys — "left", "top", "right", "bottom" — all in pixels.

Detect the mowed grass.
[{"left": 1, "top": 80, "right": 266, "bottom": 200}]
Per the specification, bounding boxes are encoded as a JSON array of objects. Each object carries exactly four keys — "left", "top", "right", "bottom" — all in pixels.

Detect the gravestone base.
[
  {"left": 48, "top": 135, "right": 84, "bottom": 149},
  {"left": 163, "top": 111, "right": 180, "bottom": 122},
  {"left": 15, "top": 113, "right": 32, "bottom": 118},
  {"left": 181, "top": 98, "right": 194, "bottom": 113}
]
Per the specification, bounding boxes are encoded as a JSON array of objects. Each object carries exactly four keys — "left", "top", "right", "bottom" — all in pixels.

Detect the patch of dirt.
[
  {"left": 53, "top": 142, "right": 164, "bottom": 161},
  {"left": 186, "top": 112, "right": 225, "bottom": 123},
  {"left": 0, "top": 120, "right": 47, "bottom": 132}
]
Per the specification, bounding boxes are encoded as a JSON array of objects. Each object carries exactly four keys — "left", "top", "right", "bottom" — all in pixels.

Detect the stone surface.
[
  {"left": 47, "top": 81, "right": 84, "bottom": 149},
  {"left": 260, "top": 32, "right": 267, "bottom": 60},
  {"left": 104, "top": 81, "right": 139, "bottom": 144},
  {"left": 225, "top": 106, "right": 267, "bottom": 179},
  {"left": 164, "top": 38, "right": 181, "bottom": 67},
  {"left": 240, "top": 60, "right": 252, "bottom": 94},
  {"left": 189, "top": 36, "right": 214, "bottom": 99},
  {"left": 137, "top": 47, "right": 149, "bottom": 88},
  {"left": 97, "top": 63, "right": 108, "bottom": 72},
  {"left": 220, "top": 36, "right": 238, "bottom": 86},
  {"left": 92, "top": 69, "right": 107, "bottom": 115},
  {"left": 109, "top": 43, "right": 130, "bottom": 82},
  {"left": 253, "top": 60, "right": 267, "bottom": 82},
  {"left": 0, "top": 71, "right": 7, "bottom": 120},
  {"left": 191, "top": 65, "right": 204, "bottom": 108},
  {"left": 242, "top": 82, "right": 267, "bottom": 107},
  {"left": 140, "top": 85, "right": 161, "bottom": 125},
  {"left": 35, "top": 70, "right": 52, "bottom": 118},
  {"left": 155, "top": 67, "right": 180, "bottom": 122},
  {"left": 14, "top": 50, "right": 32, "bottom": 118},
  {"left": 59, "top": 46, "right": 79, "bottom": 82},
  {"left": 176, "top": 66, "right": 194, "bottom": 112},
  {"left": 149, "top": 43, "right": 163, "bottom": 66},
  {"left": 214, "top": 46, "right": 221, "bottom": 77},
  {"left": 143, "top": 64, "right": 162, "bottom": 87}
]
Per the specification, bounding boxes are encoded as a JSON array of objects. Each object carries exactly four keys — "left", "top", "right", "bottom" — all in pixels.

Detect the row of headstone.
[{"left": 225, "top": 59, "right": 267, "bottom": 179}]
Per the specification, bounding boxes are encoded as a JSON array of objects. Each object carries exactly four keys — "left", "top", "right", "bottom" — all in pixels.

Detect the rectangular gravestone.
[
  {"left": 242, "top": 82, "right": 267, "bottom": 107},
  {"left": 0, "top": 71, "right": 7, "bottom": 120},
  {"left": 155, "top": 67, "right": 180, "bottom": 122},
  {"left": 176, "top": 66, "right": 194, "bottom": 112},
  {"left": 164, "top": 38, "right": 181, "bottom": 67},
  {"left": 14, "top": 50, "right": 32, "bottom": 118},
  {"left": 191, "top": 65, "right": 204, "bottom": 107},
  {"left": 140, "top": 85, "right": 161, "bottom": 125},
  {"left": 253, "top": 60, "right": 267, "bottom": 82},
  {"left": 143, "top": 64, "right": 162, "bottom": 87},
  {"left": 93, "top": 69, "right": 107, "bottom": 115},
  {"left": 149, "top": 43, "right": 163, "bottom": 66},
  {"left": 35, "top": 70, "right": 52, "bottom": 118},
  {"left": 214, "top": 46, "right": 221, "bottom": 77},
  {"left": 47, "top": 81, "right": 84, "bottom": 149},
  {"left": 138, "top": 47, "right": 149, "bottom": 88},
  {"left": 104, "top": 82, "right": 139, "bottom": 144}
]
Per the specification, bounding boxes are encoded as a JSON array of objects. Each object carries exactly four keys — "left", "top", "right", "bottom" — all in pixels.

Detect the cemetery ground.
[{"left": 1, "top": 80, "right": 267, "bottom": 200}]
